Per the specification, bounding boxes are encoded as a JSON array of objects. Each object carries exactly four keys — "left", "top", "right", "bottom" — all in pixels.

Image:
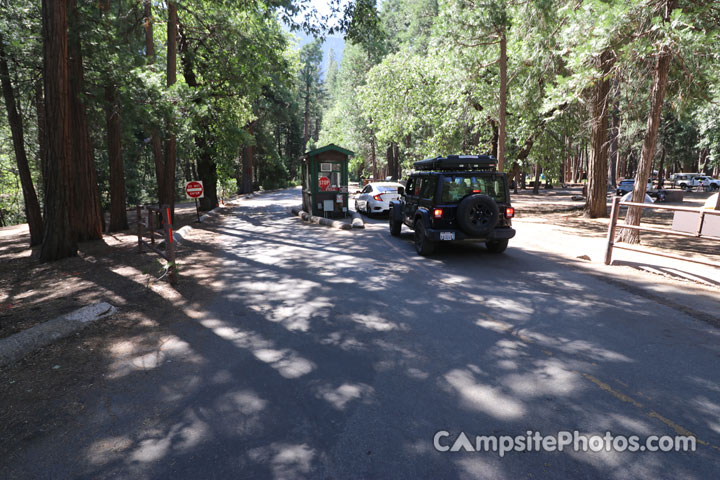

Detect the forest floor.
[
  {"left": 512, "top": 186, "right": 720, "bottom": 263},
  {"left": 0, "top": 201, "right": 209, "bottom": 340}
]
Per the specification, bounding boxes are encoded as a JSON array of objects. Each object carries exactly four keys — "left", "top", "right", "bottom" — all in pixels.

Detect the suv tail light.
[
  {"left": 505, "top": 207, "right": 515, "bottom": 218},
  {"left": 433, "top": 208, "right": 443, "bottom": 218}
]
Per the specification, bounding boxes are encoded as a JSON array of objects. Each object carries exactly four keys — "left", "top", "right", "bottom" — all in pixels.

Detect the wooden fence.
[
  {"left": 604, "top": 196, "right": 720, "bottom": 268},
  {"left": 136, "top": 205, "right": 177, "bottom": 284}
]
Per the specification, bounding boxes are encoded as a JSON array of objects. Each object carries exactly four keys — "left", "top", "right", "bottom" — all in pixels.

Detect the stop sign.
[
  {"left": 318, "top": 176, "right": 330, "bottom": 191},
  {"left": 185, "top": 181, "right": 204, "bottom": 198}
]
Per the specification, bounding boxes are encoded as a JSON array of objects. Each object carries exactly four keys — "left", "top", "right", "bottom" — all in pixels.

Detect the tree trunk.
[
  {"left": 608, "top": 94, "right": 619, "bottom": 188},
  {"left": 40, "top": 0, "right": 76, "bottom": 261},
  {"left": 370, "top": 135, "right": 377, "bottom": 180},
  {"left": 532, "top": 163, "right": 541, "bottom": 195},
  {"left": 490, "top": 120, "right": 498, "bottom": 158},
  {"left": 240, "top": 122, "right": 255, "bottom": 194},
  {"left": 196, "top": 144, "right": 218, "bottom": 210},
  {"left": 386, "top": 142, "right": 400, "bottom": 181},
  {"left": 0, "top": 35, "right": 44, "bottom": 246},
  {"left": 585, "top": 51, "right": 613, "bottom": 218},
  {"left": 143, "top": 0, "right": 155, "bottom": 60},
  {"left": 35, "top": 80, "right": 47, "bottom": 198},
  {"left": 144, "top": 0, "right": 167, "bottom": 210},
  {"left": 497, "top": 29, "right": 507, "bottom": 172},
  {"left": 105, "top": 85, "right": 128, "bottom": 231},
  {"left": 68, "top": 0, "right": 103, "bottom": 241},
  {"left": 619, "top": 0, "right": 676, "bottom": 243},
  {"left": 657, "top": 143, "right": 666, "bottom": 189},
  {"left": 302, "top": 82, "right": 311, "bottom": 152},
  {"left": 162, "top": 1, "right": 178, "bottom": 220}
]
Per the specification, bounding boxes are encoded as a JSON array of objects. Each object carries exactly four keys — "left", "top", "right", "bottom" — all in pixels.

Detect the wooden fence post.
[{"left": 604, "top": 196, "right": 621, "bottom": 265}]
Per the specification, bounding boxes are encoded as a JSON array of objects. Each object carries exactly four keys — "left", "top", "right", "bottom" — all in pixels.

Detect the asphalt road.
[{"left": 3, "top": 188, "right": 720, "bottom": 479}]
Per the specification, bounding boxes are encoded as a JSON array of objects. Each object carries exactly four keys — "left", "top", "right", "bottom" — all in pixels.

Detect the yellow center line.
[{"left": 481, "top": 316, "right": 718, "bottom": 450}]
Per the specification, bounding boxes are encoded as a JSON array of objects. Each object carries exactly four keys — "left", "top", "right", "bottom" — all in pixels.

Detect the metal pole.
[
  {"left": 604, "top": 196, "right": 621, "bottom": 265},
  {"left": 195, "top": 197, "right": 201, "bottom": 223}
]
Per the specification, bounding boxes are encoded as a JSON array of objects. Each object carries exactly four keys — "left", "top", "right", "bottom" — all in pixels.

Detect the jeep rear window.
[{"left": 440, "top": 176, "right": 506, "bottom": 203}]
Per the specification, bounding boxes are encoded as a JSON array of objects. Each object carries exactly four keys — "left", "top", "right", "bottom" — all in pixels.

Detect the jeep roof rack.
[{"left": 413, "top": 155, "right": 497, "bottom": 172}]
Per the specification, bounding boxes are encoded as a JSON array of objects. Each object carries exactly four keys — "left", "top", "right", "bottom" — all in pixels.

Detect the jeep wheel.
[
  {"left": 486, "top": 238, "right": 509, "bottom": 254},
  {"left": 389, "top": 214, "right": 402, "bottom": 237},
  {"left": 414, "top": 220, "right": 435, "bottom": 256},
  {"left": 457, "top": 194, "right": 499, "bottom": 236}
]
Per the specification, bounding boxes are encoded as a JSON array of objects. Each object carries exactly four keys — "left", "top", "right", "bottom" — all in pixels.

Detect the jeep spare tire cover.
[{"left": 457, "top": 194, "right": 499, "bottom": 236}]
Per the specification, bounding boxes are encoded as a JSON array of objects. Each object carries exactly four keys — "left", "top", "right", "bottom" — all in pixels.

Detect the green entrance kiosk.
[{"left": 301, "top": 144, "right": 354, "bottom": 218}]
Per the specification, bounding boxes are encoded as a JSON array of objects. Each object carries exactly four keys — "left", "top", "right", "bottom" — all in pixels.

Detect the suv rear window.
[{"left": 440, "top": 175, "right": 505, "bottom": 203}]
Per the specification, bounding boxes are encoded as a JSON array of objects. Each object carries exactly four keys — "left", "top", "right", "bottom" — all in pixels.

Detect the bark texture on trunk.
[
  {"left": 240, "top": 122, "right": 255, "bottom": 194},
  {"left": 68, "top": 0, "right": 103, "bottom": 241},
  {"left": 40, "top": 0, "right": 77, "bottom": 261},
  {"left": 160, "top": 1, "right": 177, "bottom": 220},
  {"left": 386, "top": 142, "right": 400, "bottom": 181},
  {"left": 608, "top": 95, "right": 619, "bottom": 187},
  {"left": 35, "top": 80, "right": 47, "bottom": 196},
  {"left": 619, "top": 0, "right": 676, "bottom": 243},
  {"left": 143, "top": 0, "right": 155, "bottom": 60},
  {"left": 584, "top": 51, "right": 613, "bottom": 218},
  {"left": 497, "top": 29, "right": 507, "bottom": 172},
  {"left": 0, "top": 35, "right": 44, "bottom": 245},
  {"left": 144, "top": 0, "right": 169, "bottom": 213},
  {"left": 302, "top": 82, "right": 310, "bottom": 153},
  {"left": 370, "top": 135, "right": 377, "bottom": 180},
  {"left": 105, "top": 85, "right": 128, "bottom": 231}
]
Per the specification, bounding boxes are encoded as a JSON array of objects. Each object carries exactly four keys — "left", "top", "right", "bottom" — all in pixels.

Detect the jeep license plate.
[{"left": 440, "top": 232, "right": 455, "bottom": 241}]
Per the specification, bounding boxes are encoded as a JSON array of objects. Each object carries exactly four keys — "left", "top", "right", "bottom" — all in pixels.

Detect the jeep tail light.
[
  {"left": 373, "top": 194, "right": 383, "bottom": 201},
  {"left": 434, "top": 208, "right": 443, "bottom": 219},
  {"left": 505, "top": 207, "right": 515, "bottom": 218}
]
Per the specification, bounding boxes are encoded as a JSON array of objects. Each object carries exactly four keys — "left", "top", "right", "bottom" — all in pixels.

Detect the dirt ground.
[
  {"left": 0, "top": 201, "right": 206, "bottom": 339},
  {"left": 511, "top": 187, "right": 720, "bottom": 264}
]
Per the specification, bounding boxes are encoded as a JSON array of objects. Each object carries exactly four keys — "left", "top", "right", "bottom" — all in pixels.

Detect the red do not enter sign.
[
  {"left": 318, "top": 176, "right": 330, "bottom": 191},
  {"left": 185, "top": 181, "right": 204, "bottom": 198}
]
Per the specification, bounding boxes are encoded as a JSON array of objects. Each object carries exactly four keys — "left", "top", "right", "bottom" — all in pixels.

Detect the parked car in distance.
[
  {"left": 616, "top": 178, "right": 653, "bottom": 196},
  {"left": 669, "top": 173, "right": 720, "bottom": 190},
  {"left": 355, "top": 182, "right": 404, "bottom": 215}
]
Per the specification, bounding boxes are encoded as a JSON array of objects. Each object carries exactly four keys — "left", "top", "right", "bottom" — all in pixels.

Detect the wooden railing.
[
  {"left": 604, "top": 196, "right": 720, "bottom": 268},
  {"left": 136, "top": 205, "right": 177, "bottom": 284}
]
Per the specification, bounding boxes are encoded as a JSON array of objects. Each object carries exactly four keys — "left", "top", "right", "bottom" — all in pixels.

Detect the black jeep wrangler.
[{"left": 388, "top": 155, "right": 516, "bottom": 256}]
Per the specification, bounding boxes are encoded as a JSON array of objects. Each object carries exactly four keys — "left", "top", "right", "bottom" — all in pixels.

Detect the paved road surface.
[{"left": 3, "top": 188, "right": 719, "bottom": 479}]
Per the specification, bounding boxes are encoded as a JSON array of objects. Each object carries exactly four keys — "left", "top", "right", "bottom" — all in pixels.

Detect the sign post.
[{"left": 185, "top": 180, "right": 204, "bottom": 222}]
